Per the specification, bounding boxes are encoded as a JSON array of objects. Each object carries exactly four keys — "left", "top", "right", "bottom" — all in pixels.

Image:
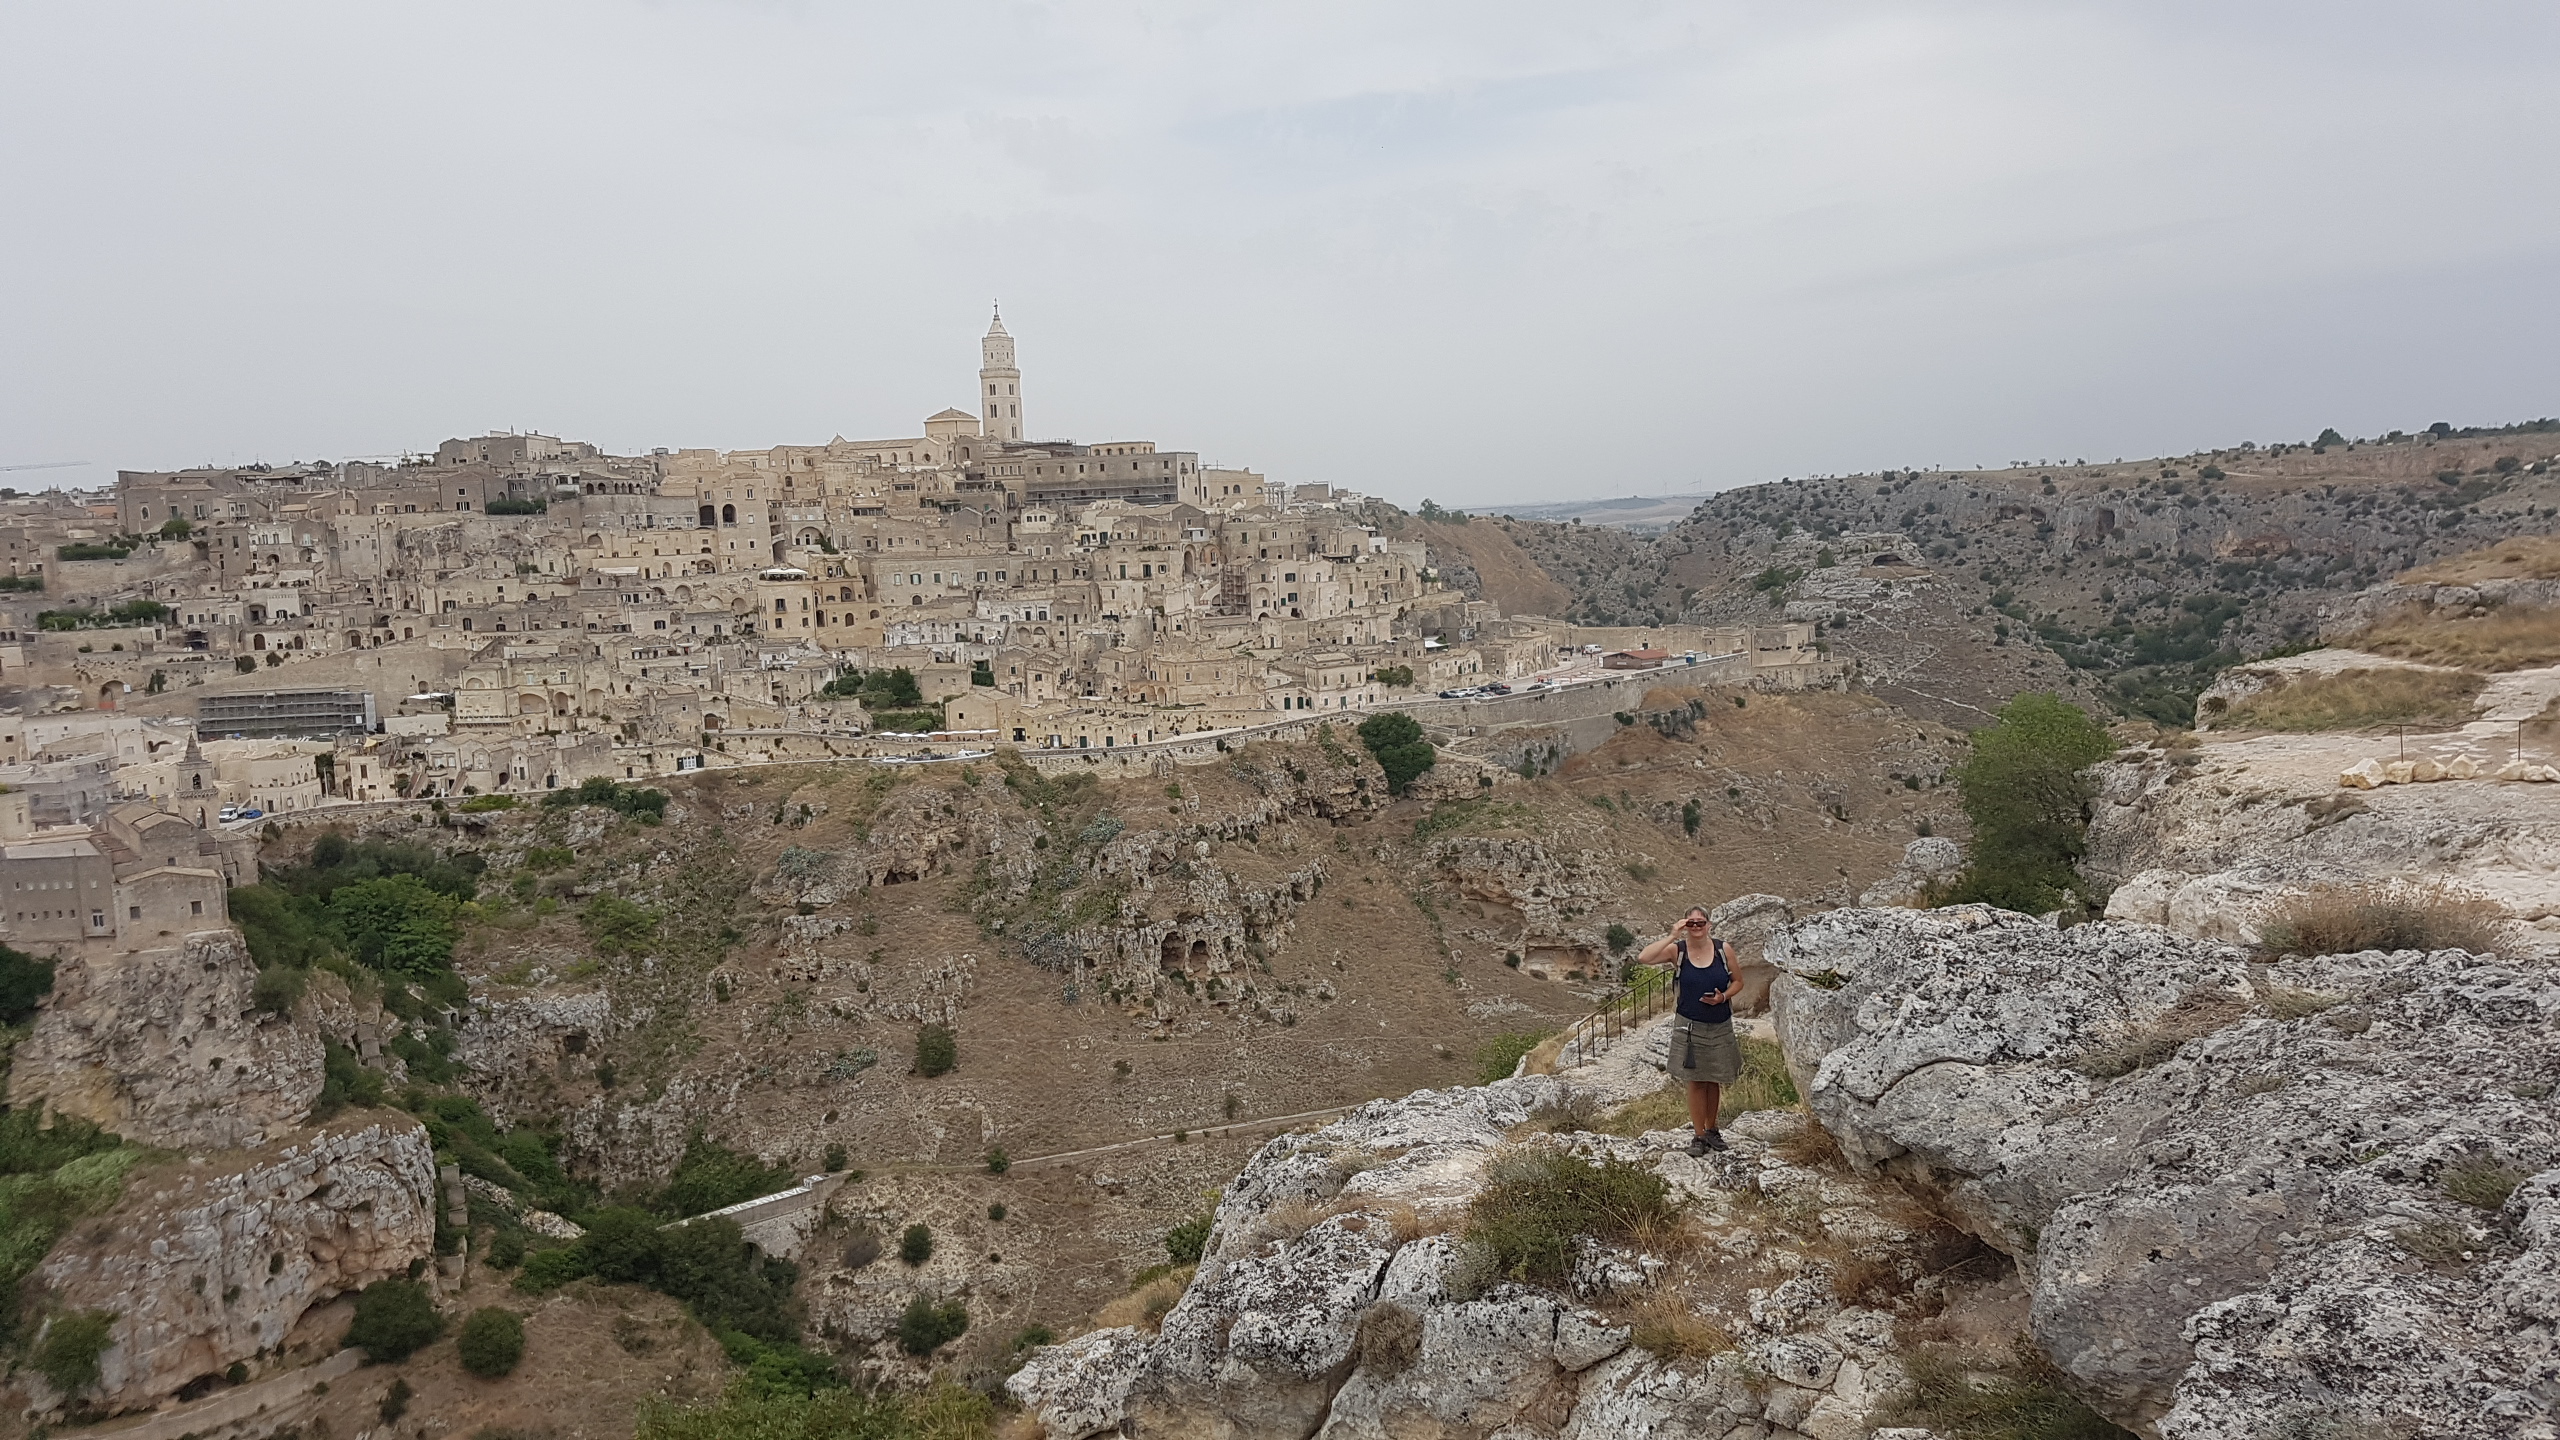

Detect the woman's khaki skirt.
[{"left": 1669, "top": 1016, "right": 1741, "bottom": 1085}]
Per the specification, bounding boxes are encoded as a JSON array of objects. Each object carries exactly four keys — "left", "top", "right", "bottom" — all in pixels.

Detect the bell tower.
[{"left": 980, "top": 306, "right": 1022, "bottom": 441}]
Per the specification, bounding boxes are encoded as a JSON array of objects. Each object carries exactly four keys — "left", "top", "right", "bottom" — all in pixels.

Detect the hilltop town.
[{"left": 0, "top": 311, "right": 1823, "bottom": 840}]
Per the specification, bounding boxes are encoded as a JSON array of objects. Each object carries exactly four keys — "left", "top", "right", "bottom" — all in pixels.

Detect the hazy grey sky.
[{"left": 5, "top": 2, "right": 2556, "bottom": 507}]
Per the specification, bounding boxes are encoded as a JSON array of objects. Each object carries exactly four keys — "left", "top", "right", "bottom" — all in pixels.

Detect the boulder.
[
  {"left": 2339, "top": 757, "right": 2388, "bottom": 789},
  {"left": 1768, "top": 905, "right": 2560, "bottom": 1438}
]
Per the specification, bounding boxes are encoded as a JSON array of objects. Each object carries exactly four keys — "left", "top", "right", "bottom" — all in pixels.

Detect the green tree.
[
  {"left": 656, "top": 1136, "right": 791, "bottom": 1218},
  {"left": 1164, "top": 1214, "right": 1212, "bottom": 1264},
  {"left": 1937, "top": 693, "right": 2114, "bottom": 914},
  {"left": 456, "top": 1307, "right": 525, "bottom": 1378},
  {"left": 1605, "top": 923, "right": 1636, "bottom": 955},
  {"left": 158, "top": 517, "right": 193, "bottom": 538},
  {"left": 1355, "top": 712, "right": 1436, "bottom": 796},
  {"left": 344, "top": 1280, "right": 443, "bottom": 1362},
  {"left": 327, "top": 875, "right": 460, "bottom": 976},
  {"left": 899, "top": 1223, "right": 934, "bottom": 1267}
]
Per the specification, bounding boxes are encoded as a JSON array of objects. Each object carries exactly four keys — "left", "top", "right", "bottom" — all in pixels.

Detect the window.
[
  {"left": 128, "top": 905, "right": 141, "bottom": 920},
  {"left": 191, "top": 900, "right": 204, "bottom": 915}
]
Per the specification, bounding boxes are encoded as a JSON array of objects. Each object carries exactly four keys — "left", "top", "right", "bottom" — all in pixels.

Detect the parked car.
[
  {"left": 1482, "top": 682, "right": 1513, "bottom": 695},
  {"left": 237, "top": 807, "right": 265, "bottom": 821},
  {"left": 1437, "top": 687, "right": 1474, "bottom": 699},
  {"left": 217, "top": 805, "right": 241, "bottom": 823},
  {"left": 1581, "top": 643, "right": 1604, "bottom": 654}
]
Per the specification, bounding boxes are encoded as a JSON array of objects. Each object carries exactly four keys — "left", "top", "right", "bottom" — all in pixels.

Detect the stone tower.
[{"left": 980, "top": 307, "right": 1022, "bottom": 441}]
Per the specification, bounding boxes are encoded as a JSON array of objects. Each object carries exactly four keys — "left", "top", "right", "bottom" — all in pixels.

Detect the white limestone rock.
[{"left": 1769, "top": 904, "right": 2560, "bottom": 1438}]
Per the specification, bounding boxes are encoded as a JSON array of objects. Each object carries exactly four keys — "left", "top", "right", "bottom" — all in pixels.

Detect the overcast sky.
[{"left": 5, "top": 2, "right": 2556, "bottom": 508}]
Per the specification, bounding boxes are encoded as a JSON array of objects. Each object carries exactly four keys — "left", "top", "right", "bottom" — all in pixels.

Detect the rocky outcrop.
[
  {"left": 1009, "top": 1038, "right": 1968, "bottom": 1440},
  {"left": 6, "top": 930, "right": 321, "bottom": 1150},
  {"left": 1768, "top": 904, "right": 2560, "bottom": 1439},
  {"left": 30, "top": 1120, "right": 437, "bottom": 1414},
  {"left": 2086, "top": 724, "right": 2560, "bottom": 952},
  {"left": 1855, "top": 837, "right": 1963, "bottom": 908}
]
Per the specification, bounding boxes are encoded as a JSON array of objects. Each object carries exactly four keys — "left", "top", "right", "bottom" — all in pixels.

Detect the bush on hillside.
[
  {"left": 899, "top": 1224, "right": 934, "bottom": 1267},
  {"left": 543, "top": 777, "right": 668, "bottom": 822},
  {"left": 1473, "top": 1030, "right": 1553, "bottom": 1085},
  {"left": 1356, "top": 711, "right": 1436, "bottom": 796},
  {"left": 1163, "top": 1214, "right": 1212, "bottom": 1265},
  {"left": 456, "top": 1307, "right": 525, "bottom": 1377},
  {"left": 1934, "top": 693, "right": 2113, "bottom": 914},
  {"left": 344, "top": 1279, "right": 443, "bottom": 1362},
  {"left": 914, "top": 1024, "right": 957, "bottom": 1078},
  {"left": 632, "top": 1383, "right": 995, "bottom": 1440},
  {"left": 895, "top": 1295, "right": 969, "bottom": 1356}
]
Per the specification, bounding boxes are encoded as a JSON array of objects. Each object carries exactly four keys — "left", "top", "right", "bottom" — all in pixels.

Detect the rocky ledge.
[
  {"left": 1768, "top": 905, "right": 2560, "bottom": 1439},
  {"left": 1009, "top": 1039, "right": 1996, "bottom": 1440}
]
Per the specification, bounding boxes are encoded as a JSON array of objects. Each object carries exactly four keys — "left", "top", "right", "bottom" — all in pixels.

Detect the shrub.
[
  {"left": 456, "top": 794, "right": 518, "bottom": 812},
  {"left": 868, "top": 709, "right": 943, "bottom": 733},
  {"left": 1627, "top": 1294, "right": 1734, "bottom": 1360},
  {"left": 344, "top": 1279, "right": 443, "bottom": 1362},
  {"left": 895, "top": 1295, "right": 969, "bottom": 1356},
  {"left": 1370, "top": 665, "right": 1414, "bottom": 687},
  {"left": 1355, "top": 712, "right": 1437, "bottom": 796},
  {"left": 2256, "top": 880, "right": 2507, "bottom": 958},
  {"left": 1604, "top": 923, "right": 1636, "bottom": 955},
  {"left": 457, "top": 1307, "right": 526, "bottom": 1378},
  {"left": 1163, "top": 1214, "right": 1212, "bottom": 1265},
  {"left": 1354, "top": 1301, "right": 1423, "bottom": 1378},
  {"left": 581, "top": 893, "right": 661, "bottom": 957},
  {"left": 983, "top": 1147, "right": 1009, "bottom": 1175},
  {"left": 1935, "top": 693, "right": 2112, "bottom": 914},
  {"left": 914, "top": 1024, "right": 958, "bottom": 1077},
  {"left": 899, "top": 1223, "right": 934, "bottom": 1267},
  {"left": 2221, "top": 668, "right": 2483, "bottom": 732},
  {"left": 542, "top": 778, "right": 669, "bottom": 822},
  {"left": 379, "top": 1376, "right": 412, "bottom": 1421},
  {"left": 1464, "top": 1148, "right": 1677, "bottom": 1285},
  {"left": 822, "top": 1144, "right": 847, "bottom": 1173},
  {"left": 31, "top": 1309, "right": 116, "bottom": 1396}
]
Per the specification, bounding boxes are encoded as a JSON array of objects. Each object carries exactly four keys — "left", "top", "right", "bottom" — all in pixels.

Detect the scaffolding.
[{"left": 195, "top": 689, "right": 378, "bottom": 740}]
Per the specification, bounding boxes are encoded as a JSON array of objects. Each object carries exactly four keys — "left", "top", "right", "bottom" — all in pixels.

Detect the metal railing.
[{"left": 1556, "top": 962, "right": 1675, "bottom": 1069}]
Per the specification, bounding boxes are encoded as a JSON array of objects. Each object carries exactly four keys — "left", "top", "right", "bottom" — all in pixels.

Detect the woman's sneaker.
[
  {"left": 1703, "top": 1129, "right": 1727, "bottom": 1151},
  {"left": 1687, "top": 1133, "right": 1711, "bottom": 1157}
]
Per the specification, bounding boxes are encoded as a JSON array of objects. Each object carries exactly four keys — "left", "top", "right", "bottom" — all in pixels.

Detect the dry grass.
[
  {"left": 1883, "top": 1346, "right": 2136, "bottom": 1440},
  {"left": 2256, "top": 880, "right": 2509, "bottom": 958},
  {"left": 2073, "top": 989, "right": 2254, "bottom": 1079},
  {"left": 2219, "top": 667, "right": 2483, "bottom": 731},
  {"left": 2400, "top": 535, "right": 2560, "bottom": 585},
  {"left": 2441, "top": 1159, "right": 2529, "bottom": 1211},
  {"left": 1596, "top": 1083, "right": 1693, "bottom": 1138},
  {"left": 2354, "top": 601, "right": 2560, "bottom": 672},
  {"left": 1353, "top": 1301, "right": 1424, "bottom": 1377},
  {"left": 1773, "top": 1111, "right": 1846, "bottom": 1170},
  {"left": 1625, "top": 1291, "right": 1736, "bottom": 1360},
  {"left": 1091, "top": 1265, "right": 1195, "bottom": 1331}
]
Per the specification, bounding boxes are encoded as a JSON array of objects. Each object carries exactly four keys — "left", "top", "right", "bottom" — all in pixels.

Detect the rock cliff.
[
  {"left": 6, "top": 929, "right": 322, "bottom": 1150},
  {"left": 1768, "top": 904, "right": 2560, "bottom": 1439},
  {"left": 29, "top": 1119, "right": 438, "bottom": 1414}
]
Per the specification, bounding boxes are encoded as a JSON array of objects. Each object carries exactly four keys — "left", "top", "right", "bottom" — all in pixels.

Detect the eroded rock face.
[
  {"left": 32, "top": 1120, "right": 437, "bottom": 1413},
  {"left": 6, "top": 930, "right": 321, "bottom": 1150},
  {"left": 1768, "top": 904, "right": 2560, "bottom": 1438},
  {"left": 1007, "top": 1051, "right": 1947, "bottom": 1440}
]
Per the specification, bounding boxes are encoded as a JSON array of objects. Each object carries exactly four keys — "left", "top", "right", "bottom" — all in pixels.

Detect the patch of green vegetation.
[
  {"left": 518, "top": 1209, "right": 811, "bottom": 1356},
  {"left": 456, "top": 794, "right": 519, "bottom": 813},
  {"left": 913, "top": 1025, "right": 958, "bottom": 1078},
  {"left": 543, "top": 778, "right": 669, "bottom": 823},
  {"left": 869, "top": 710, "right": 944, "bottom": 733},
  {"left": 1164, "top": 1213, "right": 1212, "bottom": 1264},
  {"left": 30, "top": 1308, "right": 117, "bottom": 1396},
  {"left": 900, "top": 1223, "right": 934, "bottom": 1267},
  {"left": 581, "top": 893, "right": 661, "bottom": 957},
  {"left": 895, "top": 1295, "right": 969, "bottom": 1356},
  {"left": 1464, "top": 1148, "right": 1677, "bottom": 1285},
  {"left": 820, "top": 666, "right": 924, "bottom": 708},
  {"left": 1412, "top": 797, "right": 1532, "bottom": 841},
  {"left": 655, "top": 1134, "right": 793, "bottom": 1219},
  {"left": 1474, "top": 1030, "right": 1554, "bottom": 1085},
  {"left": 0, "top": 1108, "right": 139, "bottom": 1349}
]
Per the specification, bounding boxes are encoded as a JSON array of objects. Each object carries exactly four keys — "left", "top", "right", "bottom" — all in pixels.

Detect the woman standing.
[{"left": 1636, "top": 906, "right": 1743, "bottom": 1155}]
